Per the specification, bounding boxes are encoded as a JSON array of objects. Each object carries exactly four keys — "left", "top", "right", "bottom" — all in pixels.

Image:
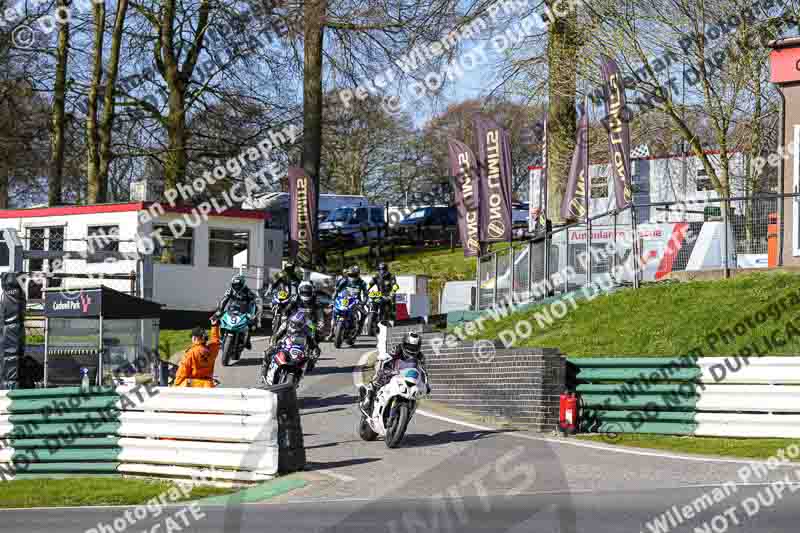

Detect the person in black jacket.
[
  {"left": 0, "top": 273, "right": 26, "bottom": 390},
  {"left": 214, "top": 274, "right": 258, "bottom": 349}
]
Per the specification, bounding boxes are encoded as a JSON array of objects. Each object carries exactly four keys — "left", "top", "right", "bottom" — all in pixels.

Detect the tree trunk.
[
  {"left": 157, "top": 0, "right": 209, "bottom": 195},
  {"left": 303, "top": 0, "right": 327, "bottom": 262},
  {"left": 86, "top": 0, "right": 106, "bottom": 204},
  {"left": 546, "top": 1, "right": 578, "bottom": 224},
  {"left": 0, "top": 164, "right": 8, "bottom": 209},
  {"left": 165, "top": 91, "right": 188, "bottom": 196},
  {"left": 49, "top": 0, "right": 71, "bottom": 206},
  {"left": 96, "top": 0, "right": 129, "bottom": 203}
]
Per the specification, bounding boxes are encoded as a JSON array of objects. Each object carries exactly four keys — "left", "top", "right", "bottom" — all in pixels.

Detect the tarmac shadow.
[
  {"left": 299, "top": 394, "right": 357, "bottom": 410},
  {"left": 400, "top": 429, "right": 509, "bottom": 448}
]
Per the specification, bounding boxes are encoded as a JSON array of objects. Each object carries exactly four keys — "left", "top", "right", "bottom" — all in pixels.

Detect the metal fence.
[{"left": 475, "top": 194, "right": 790, "bottom": 311}]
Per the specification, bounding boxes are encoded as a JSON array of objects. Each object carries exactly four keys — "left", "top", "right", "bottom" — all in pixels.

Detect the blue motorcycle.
[
  {"left": 332, "top": 290, "right": 362, "bottom": 348},
  {"left": 220, "top": 308, "right": 253, "bottom": 366}
]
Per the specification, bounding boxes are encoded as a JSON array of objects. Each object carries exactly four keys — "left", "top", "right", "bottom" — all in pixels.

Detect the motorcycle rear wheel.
[
  {"left": 358, "top": 414, "right": 378, "bottom": 441},
  {"left": 384, "top": 400, "right": 411, "bottom": 449}
]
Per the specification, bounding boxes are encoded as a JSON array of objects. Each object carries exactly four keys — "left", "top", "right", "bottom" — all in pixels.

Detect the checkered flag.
[{"left": 630, "top": 144, "right": 650, "bottom": 159}]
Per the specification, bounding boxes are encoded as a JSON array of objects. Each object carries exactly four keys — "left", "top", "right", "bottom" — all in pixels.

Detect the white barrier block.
[
  {"left": 696, "top": 385, "right": 800, "bottom": 413},
  {"left": 117, "top": 463, "right": 276, "bottom": 483},
  {"left": 115, "top": 386, "right": 277, "bottom": 416},
  {"left": 698, "top": 358, "right": 800, "bottom": 384},
  {"left": 118, "top": 412, "right": 277, "bottom": 443},
  {"left": 117, "top": 438, "right": 278, "bottom": 472},
  {"left": 695, "top": 412, "right": 800, "bottom": 438}
]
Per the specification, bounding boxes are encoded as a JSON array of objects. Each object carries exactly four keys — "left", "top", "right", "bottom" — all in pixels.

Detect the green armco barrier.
[
  {"left": 13, "top": 447, "right": 121, "bottom": 463},
  {"left": 566, "top": 357, "right": 698, "bottom": 367},
  {"left": 572, "top": 356, "right": 704, "bottom": 436},
  {"left": 5, "top": 386, "right": 118, "bottom": 400},
  {"left": 0, "top": 387, "right": 125, "bottom": 480},
  {"left": 2, "top": 462, "right": 121, "bottom": 475},
  {"left": 5, "top": 422, "right": 121, "bottom": 438},
  {"left": 573, "top": 368, "right": 701, "bottom": 381},
  {"left": 9, "top": 437, "right": 120, "bottom": 449}
]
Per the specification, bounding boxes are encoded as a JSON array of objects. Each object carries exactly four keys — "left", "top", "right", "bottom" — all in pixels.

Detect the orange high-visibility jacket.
[{"left": 174, "top": 324, "right": 221, "bottom": 387}]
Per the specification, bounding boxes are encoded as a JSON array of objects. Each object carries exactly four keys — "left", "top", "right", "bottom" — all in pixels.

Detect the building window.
[
  {"left": 209, "top": 229, "right": 249, "bottom": 267},
  {"left": 26, "top": 226, "right": 65, "bottom": 271},
  {"left": 87, "top": 225, "right": 120, "bottom": 263},
  {"left": 153, "top": 225, "right": 194, "bottom": 265},
  {"left": 0, "top": 240, "right": 8, "bottom": 267}
]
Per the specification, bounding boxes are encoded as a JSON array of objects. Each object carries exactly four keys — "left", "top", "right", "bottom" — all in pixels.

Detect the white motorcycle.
[{"left": 357, "top": 324, "right": 430, "bottom": 448}]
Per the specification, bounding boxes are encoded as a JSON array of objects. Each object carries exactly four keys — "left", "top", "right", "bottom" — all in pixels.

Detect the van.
[{"left": 319, "top": 205, "right": 386, "bottom": 246}]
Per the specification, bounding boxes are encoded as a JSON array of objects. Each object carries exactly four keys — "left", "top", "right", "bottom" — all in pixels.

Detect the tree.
[
  {"left": 588, "top": 0, "right": 789, "bottom": 199},
  {"left": 49, "top": 0, "right": 72, "bottom": 206},
  {"left": 320, "top": 93, "right": 416, "bottom": 196},
  {"left": 0, "top": 80, "right": 50, "bottom": 207},
  {"left": 421, "top": 98, "right": 545, "bottom": 201},
  {"left": 86, "top": 0, "right": 130, "bottom": 204}
]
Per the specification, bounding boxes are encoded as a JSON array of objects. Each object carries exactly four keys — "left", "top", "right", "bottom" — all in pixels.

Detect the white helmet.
[{"left": 298, "top": 281, "right": 314, "bottom": 303}]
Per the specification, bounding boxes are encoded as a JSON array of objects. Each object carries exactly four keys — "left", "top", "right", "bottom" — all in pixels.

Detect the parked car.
[
  {"left": 319, "top": 205, "right": 386, "bottom": 247},
  {"left": 394, "top": 206, "right": 458, "bottom": 245}
]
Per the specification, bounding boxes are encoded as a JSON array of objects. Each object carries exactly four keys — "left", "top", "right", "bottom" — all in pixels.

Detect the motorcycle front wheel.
[
  {"left": 334, "top": 321, "right": 344, "bottom": 348},
  {"left": 366, "top": 312, "right": 376, "bottom": 337},
  {"left": 358, "top": 414, "right": 378, "bottom": 441},
  {"left": 279, "top": 370, "right": 296, "bottom": 387},
  {"left": 384, "top": 399, "right": 411, "bottom": 449},
  {"left": 221, "top": 334, "right": 235, "bottom": 367},
  {"left": 272, "top": 311, "right": 282, "bottom": 336}
]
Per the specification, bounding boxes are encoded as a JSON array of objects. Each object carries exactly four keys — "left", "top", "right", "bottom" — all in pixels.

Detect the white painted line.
[
  {"left": 415, "top": 409, "right": 800, "bottom": 467},
  {"left": 262, "top": 482, "right": 800, "bottom": 506},
  {"left": 313, "top": 469, "right": 356, "bottom": 483},
  {"left": 415, "top": 410, "right": 493, "bottom": 432}
]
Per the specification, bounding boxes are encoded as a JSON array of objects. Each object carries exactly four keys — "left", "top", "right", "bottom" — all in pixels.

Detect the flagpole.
[
  {"left": 542, "top": 115, "right": 550, "bottom": 295},
  {"left": 584, "top": 94, "right": 592, "bottom": 286}
]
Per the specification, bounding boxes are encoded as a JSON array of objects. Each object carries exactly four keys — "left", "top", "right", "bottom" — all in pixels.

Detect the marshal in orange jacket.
[{"left": 174, "top": 324, "right": 221, "bottom": 387}]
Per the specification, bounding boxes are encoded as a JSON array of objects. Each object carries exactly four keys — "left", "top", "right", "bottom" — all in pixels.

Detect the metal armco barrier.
[
  {"left": 0, "top": 385, "right": 305, "bottom": 483},
  {"left": 571, "top": 357, "right": 800, "bottom": 438}
]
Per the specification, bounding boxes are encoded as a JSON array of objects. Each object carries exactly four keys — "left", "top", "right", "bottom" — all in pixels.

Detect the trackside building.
[{"left": 0, "top": 202, "right": 283, "bottom": 328}]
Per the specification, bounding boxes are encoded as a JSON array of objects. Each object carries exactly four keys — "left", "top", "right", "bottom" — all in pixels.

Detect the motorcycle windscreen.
[{"left": 397, "top": 359, "right": 423, "bottom": 382}]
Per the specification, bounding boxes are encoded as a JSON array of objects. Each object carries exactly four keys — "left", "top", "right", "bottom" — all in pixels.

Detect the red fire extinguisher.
[{"left": 559, "top": 390, "right": 579, "bottom": 435}]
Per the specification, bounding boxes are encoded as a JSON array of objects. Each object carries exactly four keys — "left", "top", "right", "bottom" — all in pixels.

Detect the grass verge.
[
  {"left": 465, "top": 272, "right": 800, "bottom": 356},
  {"left": 577, "top": 434, "right": 800, "bottom": 461},
  {"left": 158, "top": 329, "right": 192, "bottom": 364},
  {"left": 329, "top": 242, "right": 512, "bottom": 313},
  {"left": 0, "top": 477, "right": 233, "bottom": 508}
]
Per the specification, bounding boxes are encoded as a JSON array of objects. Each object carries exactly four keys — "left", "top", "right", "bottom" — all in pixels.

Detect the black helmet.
[
  {"left": 348, "top": 265, "right": 360, "bottom": 278},
  {"left": 401, "top": 332, "right": 422, "bottom": 359},
  {"left": 299, "top": 281, "right": 313, "bottom": 303},
  {"left": 231, "top": 274, "right": 246, "bottom": 292},
  {"left": 191, "top": 327, "right": 208, "bottom": 342},
  {"left": 378, "top": 262, "right": 387, "bottom": 273}
]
